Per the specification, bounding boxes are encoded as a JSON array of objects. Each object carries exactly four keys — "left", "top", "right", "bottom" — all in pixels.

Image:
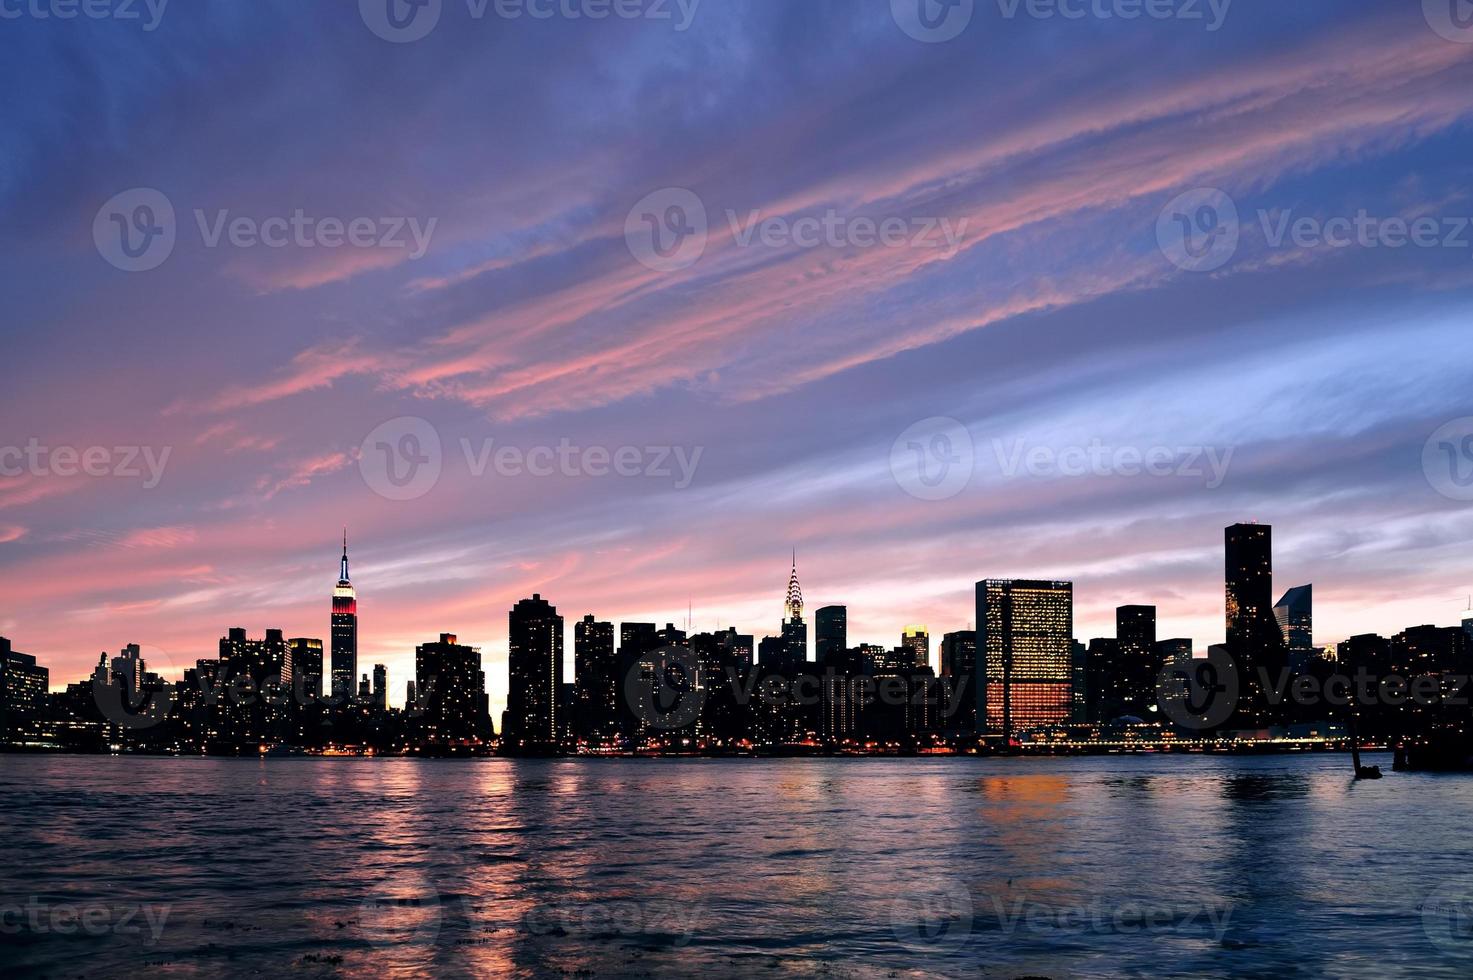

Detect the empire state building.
[{"left": 331, "top": 531, "right": 358, "bottom": 701}]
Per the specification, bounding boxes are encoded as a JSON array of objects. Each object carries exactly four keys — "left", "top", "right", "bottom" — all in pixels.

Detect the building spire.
[
  {"left": 784, "top": 550, "right": 803, "bottom": 622},
  {"left": 339, "top": 527, "right": 350, "bottom": 584}
]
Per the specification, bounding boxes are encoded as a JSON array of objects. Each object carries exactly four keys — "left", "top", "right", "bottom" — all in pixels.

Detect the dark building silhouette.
[
  {"left": 1157, "top": 638, "right": 1193, "bottom": 665},
  {"left": 290, "top": 637, "right": 323, "bottom": 703},
  {"left": 616, "top": 622, "right": 658, "bottom": 738},
  {"left": 815, "top": 605, "right": 847, "bottom": 665},
  {"left": 110, "top": 643, "right": 144, "bottom": 695},
  {"left": 218, "top": 628, "right": 292, "bottom": 746},
  {"left": 940, "top": 630, "right": 977, "bottom": 733},
  {"left": 758, "top": 635, "right": 785, "bottom": 669},
  {"left": 1071, "top": 639, "right": 1088, "bottom": 723},
  {"left": 1084, "top": 637, "right": 1118, "bottom": 723},
  {"left": 977, "top": 579, "right": 1073, "bottom": 741},
  {"left": 414, "top": 633, "right": 492, "bottom": 748},
  {"left": 902, "top": 625, "right": 930, "bottom": 672},
  {"left": 372, "top": 663, "right": 387, "bottom": 710},
  {"left": 1114, "top": 604, "right": 1158, "bottom": 718},
  {"left": 573, "top": 614, "right": 618, "bottom": 744},
  {"left": 1224, "top": 523, "right": 1287, "bottom": 726},
  {"left": 505, "top": 594, "right": 564, "bottom": 750},
  {"left": 330, "top": 532, "right": 357, "bottom": 702},
  {"left": 700, "top": 628, "right": 756, "bottom": 746},
  {"left": 1225, "top": 523, "right": 1273, "bottom": 645},
  {"left": 0, "top": 636, "right": 48, "bottom": 745}
]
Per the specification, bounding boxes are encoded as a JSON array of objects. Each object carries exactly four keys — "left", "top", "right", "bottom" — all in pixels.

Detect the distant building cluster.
[{"left": 2, "top": 524, "right": 1471, "bottom": 757}]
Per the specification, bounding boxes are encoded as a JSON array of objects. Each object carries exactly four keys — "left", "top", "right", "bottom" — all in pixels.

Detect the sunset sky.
[{"left": 4, "top": 0, "right": 1473, "bottom": 717}]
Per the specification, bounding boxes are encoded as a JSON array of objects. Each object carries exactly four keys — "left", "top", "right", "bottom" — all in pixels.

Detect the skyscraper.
[
  {"left": 940, "top": 629, "right": 978, "bottom": 734},
  {"left": 977, "top": 579, "right": 1073, "bottom": 742},
  {"left": 414, "top": 633, "right": 492, "bottom": 748},
  {"left": 1274, "top": 584, "right": 1313, "bottom": 668},
  {"left": 780, "top": 554, "right": 807, "bottom": 669},
  {"left": 573, "top": 614, "right": 618, "bottom": 744},
  {"left": 0, "top": 637, "right": 48, "bottom": 746},
  {"left": 901, "top": 625, "right": 930, "bottom": 671},
  {"left": 372, "top": 663, "right": 387, "bottom": 710},
  {"left": 1224, "top": 522, "right": 1287, "bottom": 726},
  {"left": 289, "top": 637, "right": 323, "bottom": 703},
  {"left": 1114, "top": 604, "right": 1157, "bottom": 718},
  {"left": 110, "top": 643, "right": 144, "bottom": 696},
  {"left": 1084, "top": 637, "right": 1119, "bottom": 722},
  {"left": 815, "top": 605, "right": 847, "bottom": 665},
  {"left": 218, "top": 628, "right": 292, "bottom": 745},
  {"left": 330, "top": 531, "right": 358, "bottom": 702},
  {"left": 1225, "top": 523, "right": 1276, "bottom": 647},
  {"left": 1156, "top": 638, "right": 1193, "bottom": 666},
  {"left": 505, "top": 594, "right": 564, "bottom": 750}
]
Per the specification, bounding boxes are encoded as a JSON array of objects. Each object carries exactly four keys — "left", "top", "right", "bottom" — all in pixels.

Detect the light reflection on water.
[{"left": 2, "top": 752, "right": 1470, "bottom": 978}]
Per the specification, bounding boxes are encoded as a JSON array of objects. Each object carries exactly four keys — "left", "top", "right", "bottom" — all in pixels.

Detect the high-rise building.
[
  {"left": 289, "top": 637, "right": 323, "bottom": 703},
  {"left": 330, "top": 531, "right": 358, "bottom": 702},
  {"left": 218, "top": 628, "right": 292, "bottom": 744},
  {"left": 414, "top": 633, "right": 492, "bottom": 747},
  {"left": 1225, "top": 523, "right": 1273, "bottom": 644},
  {"left": 1224, "top": 523, "right": 1288, "bottom": 726},
  {"left": 505, "top": 594, "right": 564, "bottom": 750},
  {"left": 110, "top": 644, "right": 144, "bottom": 696},
  {"left": 1084, "top": 637, "right": 1118, "bottom": 723},
  {"left": 1071, "top": 640, "right": 1088, "bottom": 723},
  {"left": 616, "top": 622, "right": 658, "bottom": 736},
  {"left": 939, "top": 630, "right": 978, "bottom": 733},
  {"left": 1274, "top": 584, "right": 1313, "bottom": 669},
  {"left": 977, "top": 579, "right": 1073, "bottom": 741},
  {"left": 1157, "top": 638, "right": 1193, "bottom": 666},
  {"left": 1114, "top": 605, "right": 1157, "bottom": 718},
  {"left": 781, "top": 555, "right": 807, "bottom": 669},
  {"left": 716, "top": 628, "right": 754, "bottom": 674},
  {"left": 0, "top": 637, "right": 49, "bottom": 746},
  {"left": 371, "top": 663, "right": 387, "bottom": 710},
  {"left": 573, "top": 615, "right": 618, "bottom": 744},
  {"left": 815, "top": 605, "right": 847, "bottom": 665},
  {"left": 901, "top": 625, "right": 930, "bottom": 671}
]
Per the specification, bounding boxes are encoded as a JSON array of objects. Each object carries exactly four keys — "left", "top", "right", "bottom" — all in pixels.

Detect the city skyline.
[
  {"left": 4, "top": 2, "right": 1473, "bottom": 725},
  {"left": 7, "top": 517, "right": 1472, "bottom": 725},
  {"left": 7, "top": 6, "right": 1473, "bottom": 976}
]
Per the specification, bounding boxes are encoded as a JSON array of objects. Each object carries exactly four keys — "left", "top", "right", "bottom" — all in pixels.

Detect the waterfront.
[{"left": 3, "top": 753, "right": 1471, "bottom": 978}]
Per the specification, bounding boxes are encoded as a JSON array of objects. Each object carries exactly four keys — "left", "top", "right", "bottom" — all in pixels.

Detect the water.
[{"left": 2, "top": 752, "right": 1470, "bottom": 978}]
